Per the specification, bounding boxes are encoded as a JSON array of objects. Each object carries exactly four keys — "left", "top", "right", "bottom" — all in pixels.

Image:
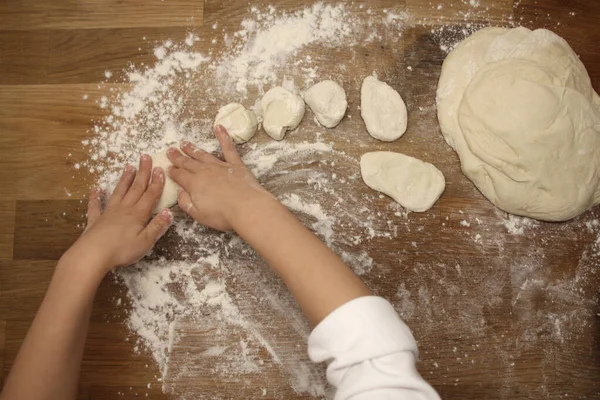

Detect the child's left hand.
[{"left": 63, "top": 155, "right": 173, "bottom": 276}]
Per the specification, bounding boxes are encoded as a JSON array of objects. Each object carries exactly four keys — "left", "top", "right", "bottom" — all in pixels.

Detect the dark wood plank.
[
  {"left": 0, "top": 31, "right": 50, "bottom": 85},
  {"left": 0, "top": 202, "right": 15, "bottom": 260},
  {"left": 406, "top": 0, "right": 514, "bottom": 24},
  {"left": 0, "top": 320, "right": 5, "bottom": 388},
  {"left": 0, "top": 0, "right": 203, "bottom": 30}
]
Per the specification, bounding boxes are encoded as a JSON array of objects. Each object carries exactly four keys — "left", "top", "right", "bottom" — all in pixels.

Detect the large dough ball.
[
  {"left": 361, "top": 76, "right": 408, "bottom": 142},
  {"left": 214, "top": 103, "right": 258, "bottom": 144},
  {"left": 361, "top": 152, "right": 445, "bottom": 212},
  {"left": 437, "top": 27, "right": 600, "bottom": 221},
  {"left": 261, "top": 87, "right": 305, "bottom": 140},
  {"left": 304, "top": 80, "right": 347, "bottom": 128}
]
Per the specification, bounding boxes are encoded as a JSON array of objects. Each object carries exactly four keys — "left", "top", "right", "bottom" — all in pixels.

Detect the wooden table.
[{"left": 1, "top": 1, "right": 599, "bottom": 399}]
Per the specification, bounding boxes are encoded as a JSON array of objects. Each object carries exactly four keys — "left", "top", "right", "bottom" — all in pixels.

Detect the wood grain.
[
  {"left": 0, "top": 0, "right": 203, "bottom": 30},
  {"left": 0, "top": 202, "right": 15, "bottom": 260},
  {"left": 0, "top": 320, "right": 5, "bottom": 388},
  {"left": 1, "top": 0, "right": 600, "bottom": 399}
]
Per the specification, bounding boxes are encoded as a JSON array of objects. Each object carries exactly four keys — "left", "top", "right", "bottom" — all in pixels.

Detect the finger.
[
  {"left": 123, "top": 154, "right": 152, "bottom": 205},
  {"left": 137, "top": 167, "right": 166, "bottom": 215},
  {"left": 141, "top": 208, "right": 173, "bottom": 247},
  {"left": 107, "top": 164, "right": 136, "bottom": 207},
  {"left": 86, "top": 187, "right": 103, "bottom": 229},
  {"left": 177, "top": 188, "right": 197, "bottom": 215},
  {"left": 180, "top": 140, "right": 223, "bottom": 164},
  {"left": 167, "top": 147, "right": 203, "bottom": 172},
  {"left": 215, "top": 125, "right": 243, "bottom": 165},
  {"left": 168, "top": 166, "right": 196, "bottom": 191}
]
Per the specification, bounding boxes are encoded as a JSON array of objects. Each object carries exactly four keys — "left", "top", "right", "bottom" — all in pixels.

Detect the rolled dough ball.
[
  {"left": 261, "top": 87, "right": 305, "bottom": 140},
  {"left": 150, "top": 148, "right": 182, "bottom": 214},
  {"left": 437, "top": 27, "right": 600, "bottom": 221},
  {"left": 360, "top": 151, "right": 445, "bottom": 212},
  {"left": 213, "top": 103, "right": 258, "bottom": 144},
  {"left": 304, "top": 80, "right": 347, "bottom": 128},
  {"left": 361, "top": 76, "right": 408, "bottom": 142}
]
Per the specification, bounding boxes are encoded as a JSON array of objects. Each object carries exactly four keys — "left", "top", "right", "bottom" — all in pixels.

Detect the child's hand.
[
  {"left": 65, "top": 156, "right": 173, "bottom": 274},
  {"left": 167, "top": 125, "right": 270, "bottom": 231}
]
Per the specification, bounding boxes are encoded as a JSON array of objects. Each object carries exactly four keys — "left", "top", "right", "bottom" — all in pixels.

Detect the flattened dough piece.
[
  {"left": 214, "top": 103, "right": 258, "bottom": 144},
  {"left": 361, "top": 76, "right": 408, "bottom": 142},
  {"left": 261, "top": 87, "right": 305, "bottom": 140},
  {"left": 360, "top": 151, "right": 445, "bottom": 212},
  {"left": 150, "top": 148, "right": 183, "bottom": 214},
  {"left": 304, "top": 80, "right": 347, "bottom": 128}
]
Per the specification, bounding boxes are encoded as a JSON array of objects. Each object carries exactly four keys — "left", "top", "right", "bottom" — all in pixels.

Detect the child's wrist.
[
  {"left": 59, "top": 242, "right": 114, "bottom": 282},
  {"left": 229, "top": 190, "right": 280, "bottom": 233}
]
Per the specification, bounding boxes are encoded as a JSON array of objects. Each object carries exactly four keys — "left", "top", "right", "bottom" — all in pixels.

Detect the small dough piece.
[
  {"left": 261, "top": 87, "right": 305, "bottom": 140},
  {"left": 361, "top": 76, "right": 408, "bottom": 142},
  {"left": 150, "top": 148, "right": 183, "bottom": 214},
  {"left": 304, "top": 80, "right": 348, "bottom": 128},
  {"left": 214, "top": 103, "right": 258, "bottom": 144},
  {"left": 360, "top": 152, "right": 445, "bottom": 212}
]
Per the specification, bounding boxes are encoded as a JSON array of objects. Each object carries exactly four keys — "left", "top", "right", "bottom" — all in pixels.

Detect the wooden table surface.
[{"left": 1, "top": 0, "right": 600, "bottom": 399}]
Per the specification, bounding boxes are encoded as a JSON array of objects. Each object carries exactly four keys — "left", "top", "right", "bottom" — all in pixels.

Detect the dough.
[
  {"left": 261, "top": 87, "right": 305, "bottom": 140},
  {"left": 437, "top": 27, "right": 600, "bottom": 221},
  {"left": 361, "top": 76, "right": 408, "bottom": 142},
  {"left": 214, "top": 103, "right": 258, "bottom": 144},
  {"left": 150, "top": 148, "right": 183, "bottom": 214},
  {"left": 304, "top": 80, "right": 347, "bottom": 128},
  {"left": 360, "top": 151, "right": 445, "bottom": 212}
]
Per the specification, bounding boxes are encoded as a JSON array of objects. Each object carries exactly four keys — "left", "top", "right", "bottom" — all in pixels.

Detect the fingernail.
[
  {"left": 141, "top": 154, "right": 150, "bottom": 161},
  {"left": 125, "top": 164, "right": 134, "bottom": 173},
  {"left": 181, "top": 140, "right": 191, "bottom": 147},
  {"left": 167, "top": 148, "right": 178, "bottom": 156},
  {"left": 153, "top": 167, "right": 164, "bottom": 179},
  {"left": 159, "top": 208, "right": 173, "bottom": 223}
]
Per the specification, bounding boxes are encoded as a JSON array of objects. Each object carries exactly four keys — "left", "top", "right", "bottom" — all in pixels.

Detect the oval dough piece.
[
  {"left": 261, "top": 87, "right": 305, "bottom": 140},
  {"left": 360, "top": 152, "right": 445, "bottom": 212},
  {"left": 361, "top": 76, "right": 408, "bottom": 142},
  {"left": 150, "top": 148, "right": 183, "bottom": 214},
  {"left": 214, "top": 103, "right": 258, "bottom": 144},
  {"left": 437, "top": 27, "right": 600, "bottom": 221},
  {"left": 304, "top": 80, "right": 347, "bottom": 128}
]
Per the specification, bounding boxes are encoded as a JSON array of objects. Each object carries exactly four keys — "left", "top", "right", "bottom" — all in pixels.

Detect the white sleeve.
[{"left": 308, "top": 296, "right": 440, "bottom": 400}]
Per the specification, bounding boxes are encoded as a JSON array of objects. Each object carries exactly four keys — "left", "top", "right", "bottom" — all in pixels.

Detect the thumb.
[
  {"left": 142, "top": 208, "right": 173, "bottom": 246},
  {"left": 177, "top": 189, "right": 197, "bottom": 215}
]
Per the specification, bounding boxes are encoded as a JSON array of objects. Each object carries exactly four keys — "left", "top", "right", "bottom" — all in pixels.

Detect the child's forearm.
[
  {"left": 232, "top": 194, "right": 371, "bottom": 327},
  {"left": 0, "top": 250, "right": 105, "bottom": 400}
]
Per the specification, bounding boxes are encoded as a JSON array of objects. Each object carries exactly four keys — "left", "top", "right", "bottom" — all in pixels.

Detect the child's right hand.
[{"left": 167, "top": 125, "right": 271, "bottom": 232}]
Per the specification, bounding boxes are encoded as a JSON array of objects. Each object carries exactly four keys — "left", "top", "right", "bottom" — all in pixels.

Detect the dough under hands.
[
  {"left": 360, "top": 152, "right": 445, "bottom": 212},
  {"left": 214, "top": 103, "right": 258, "bottom": 144},
  {"left": 361, "top": 76, "right": 408, "bottom": 142},
  {"left": 261, "top": 87, "right": 305, "bottom": 140},
  {"left": 437, "top": 27, "right": 600, "bottom": 221},
  {"left": 304, "top": 80, "right": 348, "bottom": 128},
  {"left": 150, "top": 148, "right": 183, "bottom": 214}
]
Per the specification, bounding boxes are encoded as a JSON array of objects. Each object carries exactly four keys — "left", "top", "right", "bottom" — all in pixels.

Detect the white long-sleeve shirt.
[{"left": 308, "top": 296, "right": 440, "bottom": 400}]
